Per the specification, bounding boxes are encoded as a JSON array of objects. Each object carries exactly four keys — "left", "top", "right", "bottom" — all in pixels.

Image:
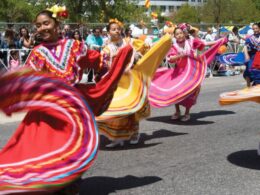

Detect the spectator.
[
  {"left": 19, "top": 27, "right": 33, "bottom": 62},
  {"left": 204, "top": 27, "right": 215, "bottom": 42},
  {"left": 124, "top": 28, "right": 133, "bottom": 42},
  {"left": 8, "top": 44, "right": 21, "bottom": 71},
  {"left": 243, "top": 22, "right": 260, "bottom": 87},
  {"left": 85, "top": 27, "right": 103, "bottom": 51},
  {"left": 228, "top": 26, "right": 240, "bottom": 52},
  {"left": 63, "top": 24, "right": 72, "bottom": 39},
  {"left": 101, "top": 27, "right": 109, "bottom": 46},
  {"left": 0, "top": 28, "right": 20, "bottom": 49},
  {"left": 0, "top": 28, "right": 21, "bottom": 68},
  {"left": 19, "top": 27, "right": 33, "bottom": 49},
  {"left": 72, "top": 29, "right": 82, "bottom": 41}
]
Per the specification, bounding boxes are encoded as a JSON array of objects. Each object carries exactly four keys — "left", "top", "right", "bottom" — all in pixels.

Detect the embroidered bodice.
[
  {"left": 246, "top": 34, "right": 260, "bottom": 55},
  {"left": 167, "top": 38, "right": 205, "bottom": 63},
  {"left": 25, "top": 39, "right": 88, "bottom": 84}
]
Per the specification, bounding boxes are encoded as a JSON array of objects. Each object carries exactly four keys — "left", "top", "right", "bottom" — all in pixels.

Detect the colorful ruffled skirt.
[
  {"left": 219, "top": 85, "right": 260, "bottom": 105},
  {"left": 149, "top": 38, "right": 227, "bottom": 108},
  {"left": 0, "top": 70, "right": 98, "bottom": 194},
  {"left": 0, "top": 46, "right": 133, "bottom": 194},
  {"left": 96, "top": 35, "right": 172, "bottom": 141}
]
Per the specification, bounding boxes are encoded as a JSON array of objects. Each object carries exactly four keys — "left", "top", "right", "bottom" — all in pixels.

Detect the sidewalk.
[{"left": 0, "top": 112, "right": 25, "bottom": 124}]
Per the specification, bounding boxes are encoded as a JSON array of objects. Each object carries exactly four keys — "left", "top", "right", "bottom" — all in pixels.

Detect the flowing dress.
[
  {"left": 219, "top": 85, "right": 260, "bottom": 105},
  {"left": 97, "top": 35, "right": 172, "bottom": 141},
  {"left": 243, "top": 34, "right": 260, "bottom": 85},
  {"left": 149, "top": 38, "right": 226, "bottom": 108},
  {"left": 0, "top": 38, "right": 132, "bottom": 194}
]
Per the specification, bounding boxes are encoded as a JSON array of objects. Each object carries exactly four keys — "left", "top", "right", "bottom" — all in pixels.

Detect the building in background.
[{"left": 138, "top": 0, "right": 206, "bottom": 16}]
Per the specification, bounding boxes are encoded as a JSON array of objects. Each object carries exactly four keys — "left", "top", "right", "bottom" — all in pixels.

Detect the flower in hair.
[
  {"left": 178, "top": 23, "right": 191, "bottom": 32},
  {"left": 47, "top": 5, "right": 69, "bottom": 20},
  {"left": 109, "top": 18, "right": 124, "bottom": 28},
  {"left": 165, "top": 21, "right": 174, "bottom": 27}
]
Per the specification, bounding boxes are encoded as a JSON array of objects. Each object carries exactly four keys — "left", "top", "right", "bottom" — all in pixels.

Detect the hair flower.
[
  {"left": 109, "top": 18, "right": 124, "bottom": 28},
  {"left": 47, "top": 5, "right": 69, "bottom": 21}
]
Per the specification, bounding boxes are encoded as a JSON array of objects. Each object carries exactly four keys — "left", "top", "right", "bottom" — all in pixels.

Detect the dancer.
[
  {"left": 0, "top": 6, "right": 133, "bottom": 194},
  {"left": 243, "top": 22, "right": 260, "bottom": 87},
  {"left": 97, "top": 19, "right": 172, "bottom": 147},
  {"left": 98, "top": 19, "right": 148, "bottom": 147},
  {"left": 25, "top": 9, "right": 132, "bottom": 116},
  {"left": 149, "top": 27, "right": 227, "bottom": 121}
]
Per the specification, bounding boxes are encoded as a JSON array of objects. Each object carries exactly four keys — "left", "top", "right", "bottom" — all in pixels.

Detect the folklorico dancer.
[
  {"left": 219, "top": 23, "right": 259, "bottom": 151},
  {"left": 96, "top": 19, "right": 172, "bottom": 148},
  {"left": 149, "top": 26, "right": 227, "bottom": 121},
  {"left": 243, "top": 22, "right": 260, "bottom": 87},
  {"left": 0, "top": 6, "right": 133, "bottom": 195}
]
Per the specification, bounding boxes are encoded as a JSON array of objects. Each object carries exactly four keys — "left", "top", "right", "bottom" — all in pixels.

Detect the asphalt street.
[{"left": 0, "top": 75, "right": 259, "bottom": 195}]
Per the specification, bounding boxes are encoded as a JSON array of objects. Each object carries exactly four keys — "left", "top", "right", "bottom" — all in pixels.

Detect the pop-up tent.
[{"left": 239, "top": 25, "right": 252, "bottom": 35}]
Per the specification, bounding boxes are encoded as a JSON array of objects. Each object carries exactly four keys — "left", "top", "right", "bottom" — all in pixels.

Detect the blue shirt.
[{"left": 85, "top": 34, "right": 103, "bottom": 50}]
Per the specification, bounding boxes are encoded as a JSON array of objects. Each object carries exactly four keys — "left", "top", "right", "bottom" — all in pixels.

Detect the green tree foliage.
[
  {"left": 228, "top": 0, "right": 260, "bottom": 23},
  {"left": 252, "top": 0, "right": 260, "bottom": 10},
  {"left": 44, "top": 0, "right": 147, "bottom": 23},
  {"left": 0, "top": 0, "right": 35, "bottom": 22},
  {"left": 172, "top": 3, "right": 201, "bottom": 23},
  {"left": 201, "top": 0, "right": 229, "bottom": 24},
  {"left": 1, "top": 0, "right": 259, "bottom": 24},
  {"left": 200, "top": 0, "right": 260, "bottom": 24},
  {"left": 0, "top": 0, "right": 147, "bottom": 24}
]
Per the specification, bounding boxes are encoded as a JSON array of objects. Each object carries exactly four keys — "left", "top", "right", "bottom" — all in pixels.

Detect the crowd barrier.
[
  {"left": 0, "top": 48, "right": 32, "bottom": 71},
  {"left": 0, "top": 48, "right": 97, "bottom": 84}
]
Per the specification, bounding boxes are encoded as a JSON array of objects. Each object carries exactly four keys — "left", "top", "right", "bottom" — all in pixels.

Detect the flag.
[{"left": 145, "top": 0, "right": 150, "bottom": 9}]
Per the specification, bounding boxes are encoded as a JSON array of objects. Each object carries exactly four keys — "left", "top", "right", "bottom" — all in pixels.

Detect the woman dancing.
[
  {"left": 0, "top": 7, "right": 132, "bottom": 195},
  {"left": 243, "top": 22, "right": 260, "bottom": 87},
  {"left": 97, "top": 19, "right": 172, "bottom": 147},
  {"left": 149, "top": 26, "right": 227, "bottom": 121}
]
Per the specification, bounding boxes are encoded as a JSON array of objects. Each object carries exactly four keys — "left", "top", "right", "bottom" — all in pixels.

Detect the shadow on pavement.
[
  {"left": 227, "top": 150, "right": 260, "bottom": 170},
  {"left": 79, "top": 175, "right": 162, "bottom": 195},
  {"left": 100, "top": 129, "right": 187, "bottom": 150},
  {"left": 147, "top": 110, "right": 235, "bottom": 126}
]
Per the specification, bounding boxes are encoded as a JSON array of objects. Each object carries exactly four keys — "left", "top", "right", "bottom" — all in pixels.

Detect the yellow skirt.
[
  {"left": 96, "top": 35, "right": 172, "bottom": 141},
  {"left": 98, "top": 99, "right": 150, "bottom": 141}
]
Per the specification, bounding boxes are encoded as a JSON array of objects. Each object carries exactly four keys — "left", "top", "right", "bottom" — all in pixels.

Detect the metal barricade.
[{"left": 0, "top": 48, "right": 32, "bottom": 71}]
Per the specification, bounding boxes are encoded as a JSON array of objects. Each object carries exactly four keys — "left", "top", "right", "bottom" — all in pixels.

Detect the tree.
[
  {"left": 200, "top": 0, "right": 260, "bottom": 24},
  {"left": 0, "top": 0, "right": 35, "bottom": 22},
  {"left": 201, "top": 0, "right": 229, "bottom": 24},
  {"left": 252, "top": 0, "right": 260, "bottom": 10},
  {"left": 59, "top": 0, "right": 147, "bottom": 23},
  {"left": 229, "top": 0, "right": 260, "bottom": 23},
  {"left": 172, "top": 3, "right": 200, "bottom": 24}
]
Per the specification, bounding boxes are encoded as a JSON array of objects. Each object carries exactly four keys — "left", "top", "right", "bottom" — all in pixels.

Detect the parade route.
[{"left": 1, "top": 75, "right": 259, "bottom": 195}]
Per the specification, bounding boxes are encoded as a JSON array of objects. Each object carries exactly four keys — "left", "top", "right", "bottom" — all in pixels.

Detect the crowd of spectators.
[{"left": 0, "top": 24, "right": 114, "bottom": 71}]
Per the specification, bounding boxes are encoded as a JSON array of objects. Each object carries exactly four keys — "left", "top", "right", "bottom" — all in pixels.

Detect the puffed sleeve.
[{"left": 166, "top": 46, "right": 178, "bottom": 63}]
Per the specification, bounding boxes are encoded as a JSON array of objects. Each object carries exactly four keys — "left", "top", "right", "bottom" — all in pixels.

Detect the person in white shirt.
[{"left": 204, "top": 27, "right": 215, "bottom": 42}]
